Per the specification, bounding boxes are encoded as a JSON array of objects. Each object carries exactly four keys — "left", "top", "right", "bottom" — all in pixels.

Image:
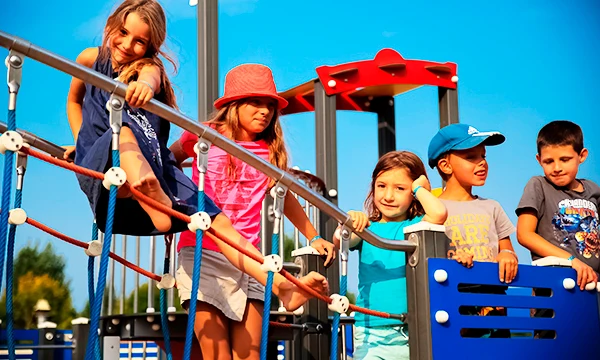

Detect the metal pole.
[
  {"left": 404, "top": 226, "right": 449, "bottom": 360},
  {"left": 148, "top": 236, "right": 156, "bottom": 311},
  {"left": 107, "top": 234, "right": 116, "bottom": 316},
  {"left": 134, "top": 236, "right": 140, "bottom": 314},
  {"left": 293, "top": 193, "right": 300, "bottom": 250},
  {"left": 197, "top": 0, "right": 219, "bottom": 122},
  {"left": 120, "top": 235, "right": 127, "bottom": 314},
  {"left": 169, "top": 234, "right": 176, "bottom": 309},
  {"left": 314, "top": 79, "right": 340, "bottom": 295},
  {"left": 438, "top": 87, "right": 459, "bottom": 129},
  {"left": 304, "top": 198, "right": 310, "bottom": 245},
  {"left": 371, "top": 96, "right": 396, "bottom": 157}
]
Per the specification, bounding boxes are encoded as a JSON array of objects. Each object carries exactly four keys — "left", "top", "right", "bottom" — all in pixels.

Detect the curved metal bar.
[{"left": 0, "top": 31, "right": 416, "bottom": 253}]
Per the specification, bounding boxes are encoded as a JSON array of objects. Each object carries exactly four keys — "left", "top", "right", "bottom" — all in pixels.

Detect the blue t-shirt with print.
[{"left": 352, "top": 216, "right": 423, "bottom": 327}]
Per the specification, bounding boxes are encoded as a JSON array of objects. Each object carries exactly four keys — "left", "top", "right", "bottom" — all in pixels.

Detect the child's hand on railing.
[
  {"left": 310, "top": 238, "right": 336, "bottom": 266},
  {"left": 453, "top": 251, "right": 474, "bottom": 268},
  {"left": 348, "top": 210, "right": 370, "bottom": 233},
  {"left": 496, "top": 251, "right": 518, "bottom": 283},
  {"left": 571, "top": 258, "right": 598, "bottom": 290}
]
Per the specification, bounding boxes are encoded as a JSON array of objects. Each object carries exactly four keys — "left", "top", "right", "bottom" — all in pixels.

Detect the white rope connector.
[
  {"left": 563, "top": 278, "right": 576, "bottom": 290},
  {"left": 435, "top": 310, "right": 449, "bottom": 324},
  {"left": 102, "top": 167, "right": 127, "bottom": 190},
  {"left": 433, "top": 269, "right": 448, "bottom": 283},
  {"left": 85, "top": 240, "right": 103, "bottom": 257},
  {"left": 0, "top": 131, "right": 24, "bottom": 154},
  {"left": 328, "top": 294, "right": 349, "bottom": 314},
  {"left": 260, "top": 254, "right": 283, "bottom": 273},
  {"left": 157, "top": 274, "right": 176, "bottom": 290},
  {"left": 187, "top": 211, "right": 212, "bottom": 232},
  {"left": 8, "top": 208, "right": 27, "bottom": 225}
]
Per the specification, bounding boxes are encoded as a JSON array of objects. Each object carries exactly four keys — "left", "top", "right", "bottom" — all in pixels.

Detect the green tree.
[{"left": 0, "top": 243, "right": 76, "bottom": 329}]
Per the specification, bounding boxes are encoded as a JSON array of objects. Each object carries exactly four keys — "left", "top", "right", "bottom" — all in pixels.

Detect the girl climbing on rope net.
[
  {"left": 333, "top": 151, "right": 447, "bottom": 360},
  {"left": 169, "top": 63, "right": 337, "bottom": 360},
  {"left": 63, "top": 0, "right": 328, "bottom": 311}
]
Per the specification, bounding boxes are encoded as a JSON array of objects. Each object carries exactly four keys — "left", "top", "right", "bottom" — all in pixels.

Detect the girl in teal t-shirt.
[{"left": 334, "top": 151, "right": 447, "bottom": 360}]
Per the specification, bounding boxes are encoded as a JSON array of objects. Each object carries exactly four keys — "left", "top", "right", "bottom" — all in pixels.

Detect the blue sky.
[{"left": 1, "top": 0, "right": 599, "bottom": 310}]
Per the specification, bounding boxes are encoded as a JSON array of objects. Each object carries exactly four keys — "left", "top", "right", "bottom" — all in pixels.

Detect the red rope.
[
  {"left": 22, "top": 147, "right": 397, "bottom": 319},
  {"left": 25, "top": 217, "right": 162, "bottom": 283}
]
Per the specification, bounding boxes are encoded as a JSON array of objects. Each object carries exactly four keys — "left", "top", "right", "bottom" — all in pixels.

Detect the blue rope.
[
  {"left": 160, "top": 256, "right": 173, "bottom": 360},
  {"left": 183, "top": 190, "right": 205, "bottom": 360},
  {"left": 0, "top": 109, "right": 17, "bottom": 300},
  {"left": 88, "top": 222, "right": 98, "bottom": 309},
  {"left": 5, "top": 188, "right": 22, "bottom": 360},
  {"left": 85, "top": 149, "right": 120, "bottom": 360},
  {"left": 0, "top": 109, "right": 17, "bottom": 360},
  {"left": 330, "top": 274, "right": 348, "bottom": 360},
  {"left": 260, "top": 230, "right": 280, "bottom": 360},
  {"left": 87, "top": 222, "right": 101, "bottom": 360}
]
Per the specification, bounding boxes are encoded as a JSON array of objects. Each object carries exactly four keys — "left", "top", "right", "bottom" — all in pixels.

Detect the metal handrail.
[
  {"left": 0, "top": 121, "right": 66, "bottom": 158},
  {"left": 0, "top": 31, "right": 416, "bottom": 253}
]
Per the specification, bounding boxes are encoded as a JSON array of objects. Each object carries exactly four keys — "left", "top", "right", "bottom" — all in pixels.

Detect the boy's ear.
[
  {"left": 437, "top": 156, "right": 452, "bottom": 176},
  {"left": 535, "top": 153, "right": 541, "bottom": 165},
  {"left": 579, "top": 148, "right": 588, "bottom": 164}
]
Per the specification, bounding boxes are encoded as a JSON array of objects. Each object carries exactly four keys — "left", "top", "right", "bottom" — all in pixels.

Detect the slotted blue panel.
[
  {"left": 0, "top": 329, "right": 39, "bottom": 360},
  {"left": 428, "top": 258, "right": 600, "bottom": 359}
]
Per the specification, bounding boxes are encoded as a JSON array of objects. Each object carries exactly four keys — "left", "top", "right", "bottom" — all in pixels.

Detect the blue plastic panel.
[{"left": 428, "top": 258, "right": 600, "bottom": 359}]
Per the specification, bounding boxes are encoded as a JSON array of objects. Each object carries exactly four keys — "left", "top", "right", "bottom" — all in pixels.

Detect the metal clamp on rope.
[
  {"left": 193, "top": 139, "right": 212, "bottom": 173},
  {"left": 6, "top": 50, "right": 24, "bottom": 110},
  {"left": 157, "top": 274, "right": 176, "bottom": 290},
  {"left": 0, "top": 130, "right": 24, "bottom": 154},
  {"left": 106, "top": 94, "right": 124, "bottom": 150},
  {"left": 188, "top": 211, "right": 212, "bottom": 232},
  {"left": 260, "top": 254, "right": 283, "bottom": 273},
  {"left": 16, "top": 143, "right": 29, "bottom": 191},
  {"left": 8, "top": 208, "right": 27, "bottom": 225},
  {"left": 328, "top": 294, "right": 350, "bottom": 314},
  {"left": 102, "top": 167, "right": 127, "bottom": 190},
  {"left": 85, "top": 240, "right": 103, "bottom": 257},
  {"left": 270, "top": 182, "right": 288, "bottom": 221}
]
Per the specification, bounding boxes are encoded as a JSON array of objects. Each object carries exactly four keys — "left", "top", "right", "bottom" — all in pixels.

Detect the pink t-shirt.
[{"left": 177, "top": 130, "right": 270, "bottom": 252}]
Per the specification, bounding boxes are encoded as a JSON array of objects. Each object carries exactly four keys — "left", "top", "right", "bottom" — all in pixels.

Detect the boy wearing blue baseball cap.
[{"left": 428, "top": 123, "right": 520, "bottom": 338}]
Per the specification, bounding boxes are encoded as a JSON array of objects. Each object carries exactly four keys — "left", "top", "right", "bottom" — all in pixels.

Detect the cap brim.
[
  {"left": 428, "top": 132, "right": 505, "bottom": 168},
  {"left": 214, "top": 93, "right": 289, "bottom": 110},
  {"left": 452, "top": 132, "right": 506, "bottom": 151}
]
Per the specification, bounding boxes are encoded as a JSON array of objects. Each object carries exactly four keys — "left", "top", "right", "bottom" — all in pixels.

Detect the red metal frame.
[{"left": 279, "top": 48, "right": 458, "bottom": 115}]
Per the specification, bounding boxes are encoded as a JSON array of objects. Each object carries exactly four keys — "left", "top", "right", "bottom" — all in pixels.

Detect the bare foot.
[
  {"left": 132, "top": 174, "right": 173, "bottom": 232},
  {"left": 280, "top": 272, "right": 329, "bottom": 311}
]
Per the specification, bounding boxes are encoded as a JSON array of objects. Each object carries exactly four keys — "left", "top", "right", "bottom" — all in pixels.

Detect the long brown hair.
[
  {"left": 205, "top": 100, "right": 289, "bottom": 182},
  {"left": 364, "top": 151, "right": 428, "bottom": 222},
  {"left": 99, "top": 0, "right": 178, "bottom": 108}
]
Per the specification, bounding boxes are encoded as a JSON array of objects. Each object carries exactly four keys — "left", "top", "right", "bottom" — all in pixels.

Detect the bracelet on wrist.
[
  {"left": 567, "top": 255, "right": 575, "bottom": 261},
  {"left": 499, "top": 249, "right": 518, "bottom": 261},
  {"left": 309, "top": 235, "right": 322, "bottom": 245},
  {"left": 138, "top": 80, "right": 155, "bottom": 93},
  {"left": 412, "top": 185, "right": 423, "bottom": 198}
]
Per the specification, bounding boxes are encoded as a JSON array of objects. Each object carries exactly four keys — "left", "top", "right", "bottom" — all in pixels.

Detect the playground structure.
[{"left": 1, "top": 1, "right": 600, "bottom": 359}]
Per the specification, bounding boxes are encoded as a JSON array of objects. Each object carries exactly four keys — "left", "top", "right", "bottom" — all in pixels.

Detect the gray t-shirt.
[
  {"left": 441, "top": 198, "right": 515, "bottom": 262},
  {"left": 516, "top": 176, "right": 600, "bottom": 272}
]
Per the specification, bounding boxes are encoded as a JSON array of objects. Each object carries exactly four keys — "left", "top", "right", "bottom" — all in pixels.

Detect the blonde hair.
[
  {"left": 99, "top": 0, "right": 178, "bottom": 108},
  {"left": 364, "top": 151, "right": 428, "bottom": 222},
  {"left": 206, "top": 100, "right": 289, "bottom": 182}
]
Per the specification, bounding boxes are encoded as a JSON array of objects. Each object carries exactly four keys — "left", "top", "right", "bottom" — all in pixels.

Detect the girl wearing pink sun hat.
[{"left": 170, "top": 63, "right": 336, "bottom": 359}]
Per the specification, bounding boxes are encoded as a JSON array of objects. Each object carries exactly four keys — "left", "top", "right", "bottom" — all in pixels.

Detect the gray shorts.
[{"left": 176, "top": 247, "right": 264, "bottom": 321}]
